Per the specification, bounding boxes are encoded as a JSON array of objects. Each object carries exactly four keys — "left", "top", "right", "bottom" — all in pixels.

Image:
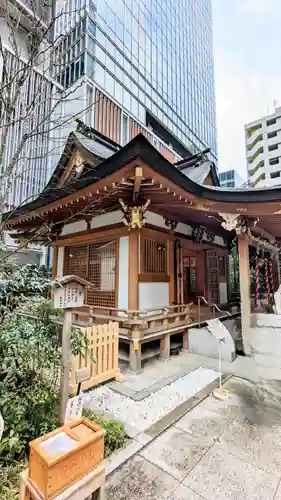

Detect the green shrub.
[
  {"left": 83, "top": 409, "right": 128, "bottom": 457},
  {"left": 0, "top": 461, "right": 26, "bottom": 500},
  {"left": 0, "top": 263, "right": 127, "bottom": 499}
]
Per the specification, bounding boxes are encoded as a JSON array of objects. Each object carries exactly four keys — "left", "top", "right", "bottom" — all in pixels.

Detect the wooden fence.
[{"left": 70, "top": 322, "right": 123, "bottom": 394}]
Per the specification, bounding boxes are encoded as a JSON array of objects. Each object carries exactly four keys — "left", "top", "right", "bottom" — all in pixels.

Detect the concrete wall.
[
  {"left": 57, "top": 247, "right": 64, "bottom": 277},
  {"left": 139, "top": 282, "right": 169, "bottom": 310},
  {"left": 118, "top": 236, "right": 129, "bottom": 310},
  {"left": 188, "top": 325, "right": 236, "bottom": 362},
  {"left": 61, "top": 220, "right": 87, "bottom": 235}
]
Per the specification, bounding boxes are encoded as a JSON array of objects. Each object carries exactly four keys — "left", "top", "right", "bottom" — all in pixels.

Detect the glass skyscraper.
[{"left": 53, "top": 0, "right": 217, "bottom": 161}]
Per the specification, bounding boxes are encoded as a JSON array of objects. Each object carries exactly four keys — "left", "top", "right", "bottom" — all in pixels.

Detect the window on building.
[
  {"left": 268, "top": 131, "right": 277, "bottom": 139},
  {"left": 270, "top": 171, "right": 281, "bottom": 179},
  {"left": 86, "top": 85, "right": 93, "bottom": 126},
  {"left": 269, "top": 157, "right": 279, "bottom": 166},
  {"left": 122, "top": 114, "right": 129, "bottom": 145},
  {"left": 268, "top": 144, "right": 278, "bottom": 152},
  {"left": 267, "top": 118, "right": 276, "bottom": 126},
  {"left": 141, "top": 237, "right": 168, "bottom": 276},
  {"left": 65, "top": 240, "right": 117, "bottom": 307}
]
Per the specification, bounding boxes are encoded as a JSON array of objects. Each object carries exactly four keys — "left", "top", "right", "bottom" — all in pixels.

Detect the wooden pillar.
[
  {"left": 237, "top": 234, "right": 251, "bottom": 355},
  {"left": 196, "top": 252, "right": 205, "bottom": 297},
  {"left": 160, "top": 334, "right": 170, "bottom": 359},
  {"left": 183, "top": 329, "right": 189, "bottom": 350},
  {"left": 128, "top": 230, "right": 139, "bottom": 310},
  {"left": 52, "top": 246, "right": 58, "bottom": 279},
  {"left": 129, "top": 341, "right": 142, "bottom": 372},
  {"left": 168, "top": 240, "right": 175, "bottom": 305}
]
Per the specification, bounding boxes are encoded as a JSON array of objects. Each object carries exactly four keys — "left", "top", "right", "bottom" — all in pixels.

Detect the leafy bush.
[
  {"left": 0, "top": 264, "right": 51, "bottom": 320},
  {"left": 83, "top": 409, "right": 128, "bottom": 457},
  {"left": 0, "top": 263, "right": 127, "bottom": 499},
  {"left": 0, "top": 461, "right": 26, "bottom": 500},
  {"left": 0, "top": 298, "right": 89, "bottom": 461}
]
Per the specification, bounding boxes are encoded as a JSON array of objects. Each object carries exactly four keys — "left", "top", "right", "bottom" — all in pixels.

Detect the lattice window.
[
  {"left": 142, "top": 237, "right": 168, "bottom": 274},
  {"left": 65, "top": 240, "right": 117, "bottom": 307},
  {"left": 66, "top": 245, "right": 88, "bottom": 278}
]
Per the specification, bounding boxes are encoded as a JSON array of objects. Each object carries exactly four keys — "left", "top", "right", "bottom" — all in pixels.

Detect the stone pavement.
[{"left": 105, "top": 376, "right": 281, "bottom": 500}]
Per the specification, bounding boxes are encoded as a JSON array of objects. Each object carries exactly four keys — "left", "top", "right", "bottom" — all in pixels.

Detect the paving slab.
[
  {"left": 272, "top": 480, "right": 281, "bottom": 499},
  {"left": 198, "top": 391, "right": 241, "bottom": 419},
  {"left": 218, "top": 413, "right": 281, "bottom": 477},
  {"left": 140, "top": 426, "right": 210, "bottom": 481},
  {"left": 174, "top": 403, "right": 236, "bottom": 441},
  {"left": 168, "top": 484, "right": 205, "bottom": 500},
  {"left": 184, "top": 445, "right": 279, "bottom": 500},
  {"left": 106, "top": 440, "right": 142, "bottom": 476},
  {"left": 105, "top": 455, "right": 179, "bottom": 500}
]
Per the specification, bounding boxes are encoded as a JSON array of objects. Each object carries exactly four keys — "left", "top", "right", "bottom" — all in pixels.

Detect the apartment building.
[
  {"left": 52, "top": 0, "right": 217, "bottom": 163},
  {"left": 245, "top": 107, "right": 281, "bottom": 187}
]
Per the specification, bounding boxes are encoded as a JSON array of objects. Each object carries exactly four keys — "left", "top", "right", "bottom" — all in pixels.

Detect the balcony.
[
  {"left": 246, "top": 133, "right": 263, "bottom": 154},
  {"left": 246, "top": 124, "right": 263, "bottom": 145}
]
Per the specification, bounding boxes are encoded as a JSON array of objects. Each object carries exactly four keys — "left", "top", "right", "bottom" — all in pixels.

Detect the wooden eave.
[{"left": 4, "top": 133, "right": 281, "bottom": 242}]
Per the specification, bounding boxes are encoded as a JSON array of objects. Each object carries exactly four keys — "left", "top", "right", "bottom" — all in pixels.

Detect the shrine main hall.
[{"left": 4, "top": 121, "right": 281, "bottom": 369}]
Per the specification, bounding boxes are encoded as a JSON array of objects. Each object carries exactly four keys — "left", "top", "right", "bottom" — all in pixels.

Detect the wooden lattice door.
[{"left": 206, "top": 250, "right": 219, "bottom": 303}]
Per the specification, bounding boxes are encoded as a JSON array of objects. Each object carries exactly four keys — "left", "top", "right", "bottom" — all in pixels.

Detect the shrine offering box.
[{"left": 28, "top": 417, "right": 105, "bottom": 499}]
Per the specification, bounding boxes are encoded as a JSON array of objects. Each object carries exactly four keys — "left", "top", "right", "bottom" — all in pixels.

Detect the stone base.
[
  {"left": 188, "top": 326, "right": 236, "bottom": 363},
  {"left": 249, "top": 325, "right": 281, "bottom": 368}
]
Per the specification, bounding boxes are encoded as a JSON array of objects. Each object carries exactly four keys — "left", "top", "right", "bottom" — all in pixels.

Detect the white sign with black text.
[{"left": 64, "top": 393, "right": 84, "bottom": 424}]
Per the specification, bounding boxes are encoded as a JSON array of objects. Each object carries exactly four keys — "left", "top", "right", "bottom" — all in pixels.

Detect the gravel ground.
[{"left": 84, "top": 367, "right": 219, "bottom": 431}]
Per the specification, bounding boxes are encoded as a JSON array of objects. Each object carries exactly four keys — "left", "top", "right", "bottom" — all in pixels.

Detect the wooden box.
[{"left": 28, "top": 417, "right": 105, "bottom": 499}]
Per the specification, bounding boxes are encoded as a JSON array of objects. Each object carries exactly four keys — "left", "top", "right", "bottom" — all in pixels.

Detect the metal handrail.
[{"left": 197, "top": 295, "right": 231, "bottom": 327}]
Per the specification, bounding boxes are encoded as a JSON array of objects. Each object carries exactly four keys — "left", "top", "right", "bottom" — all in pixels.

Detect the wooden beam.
[
  {"left": 133, "top": 166, "right": 143, "bottom": 202},
  {"left": 237, "top": 234, "right": 251, "bottom": 355},
  {"left": 128, "top": 230, "right": 139, "bottom": 309}
]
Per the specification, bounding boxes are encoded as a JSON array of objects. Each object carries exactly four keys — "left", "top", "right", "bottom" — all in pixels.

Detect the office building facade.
[
  {"left": 219, "top": 169, "right": 244, "bottom": 188},
  {"left": 53, "top": 0, "right": 217, "bottom": 162},
  {"left": 0, "top": 1, "right": 64, "bottom": 211},
  {"left": 245, "top": 106, "right": 281, "bottom": 188}
]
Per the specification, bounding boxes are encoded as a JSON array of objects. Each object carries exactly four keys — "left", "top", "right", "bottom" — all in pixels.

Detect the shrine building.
[{"left": 4, "top": 121, "right": 281, "bottom": 370}]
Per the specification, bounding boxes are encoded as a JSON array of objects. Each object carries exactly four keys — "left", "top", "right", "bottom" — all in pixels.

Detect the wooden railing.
[{"left": 72, "top": 303, "right": 194, "bottom": 340}]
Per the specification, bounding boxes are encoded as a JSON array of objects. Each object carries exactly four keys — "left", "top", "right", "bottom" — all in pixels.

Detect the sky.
[{"left": 212, "top": 0, "right": 281, "bottom": 179}]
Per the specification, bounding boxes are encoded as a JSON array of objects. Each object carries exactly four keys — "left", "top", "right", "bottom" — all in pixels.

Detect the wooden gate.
[
  {"left": 70, "top": 322, "right": 123, "bottom": 394},
  {"left": 206, "top": 250, "right": 219, "bottom": 303}
]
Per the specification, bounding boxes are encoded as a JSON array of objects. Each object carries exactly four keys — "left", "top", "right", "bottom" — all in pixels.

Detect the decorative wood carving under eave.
[
  {"left": 164, "top": 218, "right": 178, "bottom": 232},
  {"left": 192, "top": 225, "right": 205, "bottom": 243},
  {"left": 119, "top": 198, "right": 151, "bottom": 230},
  {"left": 218, "top": 213, "right": 241, "bottom": 232},
  {"left": 51, "top": 224, "right": 63, "bottom": 241}
]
